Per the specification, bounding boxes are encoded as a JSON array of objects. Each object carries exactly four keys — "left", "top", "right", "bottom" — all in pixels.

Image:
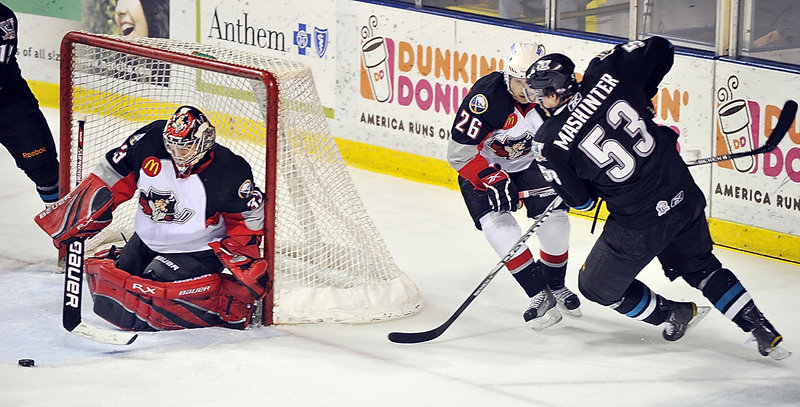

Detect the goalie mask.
[
  {"left": 525, "top": 53, "right": 578, "bottom": 107},
  {"left": 504, "top": 42, "right": 546, "bottom": 103},
  {"left": 163, "top": 106, "right": 216, "bottom": 176}
]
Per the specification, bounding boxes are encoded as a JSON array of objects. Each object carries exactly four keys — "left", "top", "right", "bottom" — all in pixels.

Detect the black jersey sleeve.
[
  {"left": 450, "top": 72, "right": 511, "bottom": 146},
  {"left": 202, "top": 146, "right": 265, "bottom": 235},
  {"left": 588, "top": 36, "right": 674, "bottom": 99},
  {"left": 537, "top": 122, "right": 597, "bottom": 211},
  {"left": 0, "top": 4, "right": 17, "bottom": 90},
  {"left": 103, "top": 120, "right": 167, "bottom": 179}
]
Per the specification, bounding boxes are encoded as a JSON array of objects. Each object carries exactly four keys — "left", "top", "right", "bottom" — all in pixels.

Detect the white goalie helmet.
[
  {"left": 163, "top": 105, "right": 216, "bottom": 176},
  {"left": 504, "top": 42, "right": 546, "bottom": 103}
]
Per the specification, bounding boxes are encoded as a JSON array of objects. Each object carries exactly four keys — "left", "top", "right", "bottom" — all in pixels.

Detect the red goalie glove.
[
  {"left": 209, "top": 235, "right": 269, "bottom": 300},
  {"left": 34, "top": 173, "right": 114, "bottom": 249}
]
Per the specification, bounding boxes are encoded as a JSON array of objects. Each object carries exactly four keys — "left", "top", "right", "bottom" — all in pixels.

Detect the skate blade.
[
  {"left": 527, "top": 307, "right": 563, "bottom": 331},
  {"left": 768, "top": 346, "right": 792, "bottom": 361},
  {"left": 557, "top": 302, "right": 582, "bottom": 317},
  {"left": 688, "top": 305, "right": 711, "bottom": 330}
]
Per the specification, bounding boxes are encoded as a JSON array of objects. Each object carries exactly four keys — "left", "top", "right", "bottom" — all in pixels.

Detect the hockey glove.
[
  {"left": 478, "top": 165, "right": 519, "bottom": 212},
  {"left": 209, "top": 235, "right": 269, "bottom": 300},
  {"left": 34, "top": 173, "right": 114, "bottom": 249}
]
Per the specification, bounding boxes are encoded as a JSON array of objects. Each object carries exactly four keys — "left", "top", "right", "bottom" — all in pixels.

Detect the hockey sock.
[
  {"left": 690, "top": 268, "right": 754, "bottom": 331},
  {"left": 36, "top": 181, "right": 60, "bottom": 204},
  {"left": 539, "top": 251, "right": 568, "bottom": 289},
  {"left": 509, "top": 253, "right": 546, "bottom": 297},
  {"left": 609, "top": 279, "right": 666, "bottom": 326}
]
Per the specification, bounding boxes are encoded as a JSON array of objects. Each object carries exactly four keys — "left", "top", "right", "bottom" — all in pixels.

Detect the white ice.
[{"left": 1, "top": 108, "right": 799, "bottom": 406}]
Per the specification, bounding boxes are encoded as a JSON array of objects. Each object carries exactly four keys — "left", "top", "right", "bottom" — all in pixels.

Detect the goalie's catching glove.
[
  {"left": 478, "top": 165, "right": 519, "bottom": 212},
  {"left": 209, "top": 235, "right": 269, "bottom": 300}
]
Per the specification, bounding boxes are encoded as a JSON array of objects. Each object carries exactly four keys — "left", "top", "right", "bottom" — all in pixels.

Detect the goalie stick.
[
  {"left": 686, "top": 99, "right": 797, "bottom": 167},
  {"left": 60, "top": 122, "right": 137, "bottom": 346},
  {"left": 388, "top": 195, "right": 564, "bottom": 344},
  {"left": 63, "top": 237, "right": 138, "bottom": 345}
]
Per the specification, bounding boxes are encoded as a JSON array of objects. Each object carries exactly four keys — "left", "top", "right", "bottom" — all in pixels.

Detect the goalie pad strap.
[{"left": 85, "top": 258, "right": 256, "bottom": 331}]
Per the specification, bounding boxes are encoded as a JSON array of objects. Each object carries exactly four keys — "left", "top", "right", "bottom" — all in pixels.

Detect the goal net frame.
[{"left": 59, "top": 31, "right": 422, "bottom": 326}]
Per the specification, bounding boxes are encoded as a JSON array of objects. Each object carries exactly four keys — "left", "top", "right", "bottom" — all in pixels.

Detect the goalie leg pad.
[
  {"left": 34, "top": 173, "right": 114, "bottom": 248},
  {"left": 86, "top": 258, "right": 257, "bottom": 330}
]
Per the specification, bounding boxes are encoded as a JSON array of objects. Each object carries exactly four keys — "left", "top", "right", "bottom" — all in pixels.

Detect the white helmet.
[
  {"left": 504, "top": 42, "right": 546, "bottom": 103},
  {"left": 505, "top": 42, "right": 546, "bottom": 79}
]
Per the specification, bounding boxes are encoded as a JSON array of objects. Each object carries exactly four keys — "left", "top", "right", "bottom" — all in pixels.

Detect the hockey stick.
[
  {"left": 63, "top": 237, "right": 138, "bottom": 345},
  {"left": 686, "top": 100, "right": 797, "bottom": 167},
  {"left": 388, "top": 195, "right": 564, "bottom": 344}
]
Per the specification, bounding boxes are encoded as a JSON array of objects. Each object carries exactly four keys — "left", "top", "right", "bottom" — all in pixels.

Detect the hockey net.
[{"left": 59, "top": 31, "right": 422, "bottom": 324}]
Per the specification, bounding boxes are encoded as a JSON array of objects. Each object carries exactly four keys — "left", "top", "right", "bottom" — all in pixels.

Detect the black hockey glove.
[{"left": 478, "top": 165, "right": 519, "bottom": 212}]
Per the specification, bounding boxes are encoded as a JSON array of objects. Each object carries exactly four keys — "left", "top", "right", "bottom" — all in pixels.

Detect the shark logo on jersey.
[
  {"left": 0, "top": 18, "right": 15, "bottom": 40},
  {"left": 655, "top": 200, "right": 670, "bottom": 217},
  {"left": 138, "top": 187, "right": 194, "bottom": 223},
  {"left": 489, "top": 132, "right": 534, "bottom": 160}
]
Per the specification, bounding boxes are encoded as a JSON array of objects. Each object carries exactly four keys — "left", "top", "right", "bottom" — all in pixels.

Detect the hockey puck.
[{"left": 18, "top": 359, "right": 35, "bottom": 367}]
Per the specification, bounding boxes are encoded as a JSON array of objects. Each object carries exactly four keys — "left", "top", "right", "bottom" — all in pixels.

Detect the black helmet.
[{"left": 525, "top": 53, "right": 577, "bottom": 101}]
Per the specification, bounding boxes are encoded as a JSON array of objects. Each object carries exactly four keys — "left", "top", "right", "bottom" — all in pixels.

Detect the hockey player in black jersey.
[
  {"left": 447, "top": 42, "right": 581, "bottom": 331},
  {"left": 526, "top": 36, "right": 789, "bottom": 359},
  {"left": 36, "top": 106, "right": 268, "bottom": 330},
  {"left": 0, "top": 3, "right": 60, "bottom": 204}
]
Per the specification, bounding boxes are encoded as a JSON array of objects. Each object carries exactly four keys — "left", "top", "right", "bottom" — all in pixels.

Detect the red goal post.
[{"left": 59, "top": 31, "right": 422, "bottom": 325}]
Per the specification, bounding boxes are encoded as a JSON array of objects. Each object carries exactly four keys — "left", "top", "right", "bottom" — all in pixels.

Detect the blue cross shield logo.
[{"left": 314, "top": 27, "right": 329, "bottom": 58}]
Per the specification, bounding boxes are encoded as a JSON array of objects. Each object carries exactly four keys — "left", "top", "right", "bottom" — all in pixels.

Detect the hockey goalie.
[{"left": 35, "top": 106, "right": 269, "bottom": 331}]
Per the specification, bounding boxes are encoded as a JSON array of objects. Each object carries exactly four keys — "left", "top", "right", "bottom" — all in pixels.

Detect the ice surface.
[{"left": 1, "top": 108, "right": 798, "bottom": 406}]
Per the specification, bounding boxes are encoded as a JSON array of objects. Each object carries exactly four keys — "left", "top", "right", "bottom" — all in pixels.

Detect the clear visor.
[{"left": 509, "top": 77, "right": 539, "bottom": 104}]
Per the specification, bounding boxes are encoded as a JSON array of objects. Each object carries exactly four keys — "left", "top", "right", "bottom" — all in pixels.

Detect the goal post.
[{"left": 59, "top": 31, "right": 422, "bottom": 325}]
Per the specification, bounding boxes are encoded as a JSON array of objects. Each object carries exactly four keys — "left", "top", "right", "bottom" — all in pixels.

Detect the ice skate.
[
  {"left": 551, "top": 286, "right": 582, "bottom": 317},
  {"left": 742, "top": 303, "right": 791, "bottom": 360},
  {"left": 523, "top": 288, "right": 562, "bottom": 330},
  {"left": 661, "top": 299, "right": 709, "bottom": 342}
]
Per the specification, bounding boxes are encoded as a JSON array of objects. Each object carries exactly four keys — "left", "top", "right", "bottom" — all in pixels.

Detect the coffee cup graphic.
[
  {"left": 717, "top": 99, "right": 754, "bottom": 172},
  {"left": 361, "top": 36, "right": 392, "bottom": 102}
]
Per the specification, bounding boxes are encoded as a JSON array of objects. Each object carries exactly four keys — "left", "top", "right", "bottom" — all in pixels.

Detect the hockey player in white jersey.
[{"left": 447, "top": 42, "right": 580, "bottom": 330}]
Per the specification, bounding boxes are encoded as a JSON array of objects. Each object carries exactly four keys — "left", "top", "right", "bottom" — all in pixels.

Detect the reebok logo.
[{"left": 22, "top": 147, "right": 47, "bottom": 158}]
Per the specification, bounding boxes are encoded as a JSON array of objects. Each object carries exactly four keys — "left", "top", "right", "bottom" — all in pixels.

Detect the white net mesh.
[{"left": 62, "top": 33, "right": 422, "bottom": 323}]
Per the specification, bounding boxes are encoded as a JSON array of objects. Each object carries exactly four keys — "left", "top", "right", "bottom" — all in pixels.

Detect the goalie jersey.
[
  {"left": 93, "top": 120, "right": 264, "bottom": 253},
  {"left": 534, "top": 36, "right": 705, "bottom": 229}
]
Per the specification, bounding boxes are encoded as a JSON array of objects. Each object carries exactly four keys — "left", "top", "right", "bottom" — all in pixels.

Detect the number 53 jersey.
[{"left": 534, "top": 36, "right": 705, "bottom": 229}]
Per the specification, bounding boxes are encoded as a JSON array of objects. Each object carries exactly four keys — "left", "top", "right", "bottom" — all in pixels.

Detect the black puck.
[{"left": 18, "top": 359, "right": 35, "bottom": 367}]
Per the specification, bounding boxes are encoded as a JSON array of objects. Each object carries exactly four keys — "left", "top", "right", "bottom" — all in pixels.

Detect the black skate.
[
  {"left": 550, "top": 286, "right": 582, "bottom": 317},
  {"left": 742, "top": 303, "right": 791, "bottom": 360},
  {"left": 523, "top": 288, "right": 562, "bottom": 331},
  {"left": 661, "top": 299, "right": 710, "bottom": 342}
]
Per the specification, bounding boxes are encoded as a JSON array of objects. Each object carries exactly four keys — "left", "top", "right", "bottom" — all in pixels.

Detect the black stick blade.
[{"left": 388, "top": 329, "right": 441, "bottom": 344}]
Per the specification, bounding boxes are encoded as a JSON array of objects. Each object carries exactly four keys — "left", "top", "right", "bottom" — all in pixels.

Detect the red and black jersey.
[
  {"left": 93, "top": 120, "right": 264, "bottom": 253},
  {"left": 535, "top": 36, "right": 705, "bottom": 229},
  {"left": 448, "top": 71, "right": 548, "bottom": 187}
]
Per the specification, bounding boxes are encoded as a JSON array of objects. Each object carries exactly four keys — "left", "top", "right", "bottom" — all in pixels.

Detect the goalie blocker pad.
[
  {"left": 85, "top": 257, "right": 257, "bottom": 331},
  {"left": 34, "top": 173, "right": 114, "bottom": 248}
]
